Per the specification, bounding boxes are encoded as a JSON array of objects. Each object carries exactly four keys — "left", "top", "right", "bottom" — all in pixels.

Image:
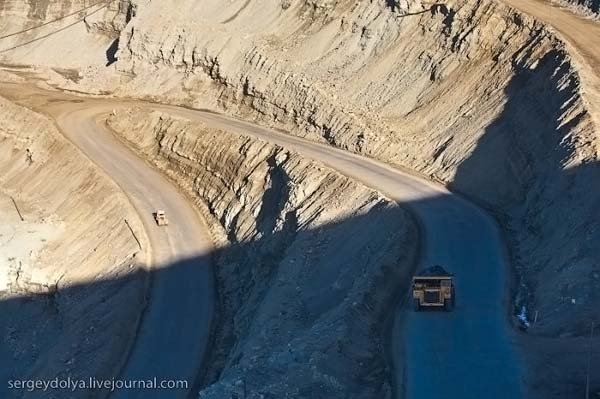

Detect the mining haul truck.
[
  {"left": 154, "top": 210, "right": 169, "bottom": 226},
  {"left": 412, "top": 265, "right": 454, "bottom": 311}
]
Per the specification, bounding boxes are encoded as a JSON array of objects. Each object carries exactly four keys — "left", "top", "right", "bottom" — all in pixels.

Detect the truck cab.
[{"left": 412, "top": 265, "right": 454, "bottom": 311}]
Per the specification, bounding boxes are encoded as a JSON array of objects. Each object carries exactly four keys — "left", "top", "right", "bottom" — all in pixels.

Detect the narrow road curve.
[
  {"left": 5, "top": 85, "right": 522, "bottom": 398},
  {"left": 50, "top": 103, "right": 215, "bottom": 399},
  {"left": 65, "top": 100, "right": 521, "bottom": 398},
  {"left": 161, "top": 106, "right": 524, "bottom": 399}
]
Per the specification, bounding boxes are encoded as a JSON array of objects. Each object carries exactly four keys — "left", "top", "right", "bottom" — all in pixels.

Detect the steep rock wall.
[
  {"left": 0, "top": 0, "right": 133, "bottom": 37},
  {"left": 0, "top": 0, "right": 598, "bottom": 395},
  {"left": 107, "top": 0, "right": 599, "bottom": 338},
  {"left": 2, "top": 0, "right": 596, "bottom": 334},
  {"left": 0, "top": 0, "right": 134, "bottom": 68},
  {"left": 107, "top": 108, "right": 419, "bottom": 398}
]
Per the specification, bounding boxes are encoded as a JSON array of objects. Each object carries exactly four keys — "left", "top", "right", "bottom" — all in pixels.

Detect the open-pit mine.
[{"left": 0, "top": 1, "right": 598, "bottom": 398}]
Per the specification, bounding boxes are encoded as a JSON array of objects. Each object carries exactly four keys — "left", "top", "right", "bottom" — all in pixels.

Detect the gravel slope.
[{"left": 504, "top": 0, "right": 600, "bottom": 133}]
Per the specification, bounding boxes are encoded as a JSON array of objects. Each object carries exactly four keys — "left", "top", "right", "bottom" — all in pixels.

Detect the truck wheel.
[
  {"left": 444, "top": 299, "right": 452, "bottom": 312},
  {"left": 414, "top": 299, "right": 421, "bottom": 312}
]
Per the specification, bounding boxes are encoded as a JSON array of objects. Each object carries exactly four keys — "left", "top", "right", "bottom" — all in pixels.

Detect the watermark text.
[{"left": 8, "top": 377, "right": 188, "bottom": 392}]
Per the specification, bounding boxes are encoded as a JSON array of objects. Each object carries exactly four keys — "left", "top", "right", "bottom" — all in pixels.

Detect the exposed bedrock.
[
  {"left": 106, "top": 0, "right": 598, "bottom": 338},
  {"left": 107, "top": 109, "right": 419, "bottom": 397}
]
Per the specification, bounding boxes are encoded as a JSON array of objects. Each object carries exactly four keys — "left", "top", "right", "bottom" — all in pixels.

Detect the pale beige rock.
[
  {"left": 0, "top": 94, "right": 148, "bottom": 392},
  {"left": 98, "top": 0, "right": 598, "bottom": 338},
  {"left": 107, "top": 108, "right": 418, "bottom": 397},
  {"left": 0, "top": 0, "right": 599, "bottom": 397}
]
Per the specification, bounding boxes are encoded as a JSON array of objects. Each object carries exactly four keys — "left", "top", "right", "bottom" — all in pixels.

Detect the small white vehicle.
[{"left": 153, "top": 210, "right": 168, "bottom": 226}]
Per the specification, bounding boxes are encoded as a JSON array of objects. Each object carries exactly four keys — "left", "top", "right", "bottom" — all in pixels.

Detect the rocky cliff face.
[
  {"left": 1, "top": 0, "right": 598, "bottom": 395},
  {"left": 0, "top": 0, "right": 133, "bottom": 36},
  {"left": 0, "top": 0, "right": 134, "bottom": 68},
  {"left": 107, "top": 108, "right": 418, "bottom": 397},
  {"left": 106, "top": 0, "right": 599, "bottom": 338}
]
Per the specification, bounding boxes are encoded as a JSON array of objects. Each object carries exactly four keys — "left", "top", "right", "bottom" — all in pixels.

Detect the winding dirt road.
[
  {"left": 0, "top": 84, "right": 218, "bottom": 399},
  {"left": 53, "top": 104, "right": 215, "bottom": 399},
  {"left": 0, "top": 1, "right": 597, "bottom": 397},
  {"left": 0, "top": 82, "right": 523, "bottom": 398},
  {"left": 162, "top": 105, "right": 524, "bottom": 399}
]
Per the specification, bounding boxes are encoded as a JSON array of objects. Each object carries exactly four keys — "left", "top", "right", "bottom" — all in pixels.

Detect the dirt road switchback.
[
  {"left": 1, "top": 83, "right": 523, "bottom": 398},
  {"left": 52, "top": 103, "right": 215, "bottom": 399},
  {"left": 70, "top": 100, "right": 524, "bottom": 399}
]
